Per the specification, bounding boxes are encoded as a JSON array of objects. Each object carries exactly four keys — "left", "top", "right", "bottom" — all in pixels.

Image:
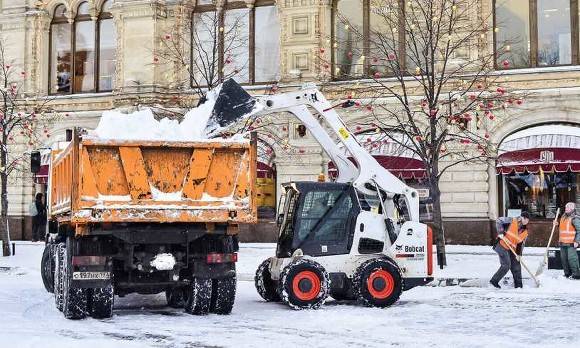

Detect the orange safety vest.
[
  {"left": 500, "top": 218, "right": 528, "bottom": 250},
  {"left": 559, "top": 216, "right": 577, "bottom": 244}
]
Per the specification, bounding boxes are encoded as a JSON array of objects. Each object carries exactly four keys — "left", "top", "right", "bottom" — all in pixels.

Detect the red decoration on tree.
[
  {"left": 373, "top": 72, "right": 381, "bottom": 79},
  {"left": 477, "top": 83, "right": 483, "bottom": 90},
  {"left": 469, "top": 94, "right": 476, "bottom": 101},
  {"left": 516, "top": 99, "right": 523, "bottom": 105},
  {"left": 484, "top": 133, "right": 490, "bottom": 139},
  {"left": 164, "top": 34, "right": 172, "bottom": 40},
  {"left": 387, "top": 52, "right": 396, "bottom": 61},
  {"left": 320, "top": 48, "right": 325, "bottom": 53},
  {"left": 502, "top": 60, "right": 510, "bottom": 68},
  {"left": 366, "top": 105, "right": 373, "bottom": 111}
]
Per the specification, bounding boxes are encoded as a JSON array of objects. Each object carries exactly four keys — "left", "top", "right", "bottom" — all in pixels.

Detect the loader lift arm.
[{"left": 210, "top": 80, "right": 421, "bottom": 222}]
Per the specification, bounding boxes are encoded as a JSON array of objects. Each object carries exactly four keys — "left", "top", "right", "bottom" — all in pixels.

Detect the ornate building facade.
[{"left": 1, "top": 0, "right": 580, "bottom": 244}]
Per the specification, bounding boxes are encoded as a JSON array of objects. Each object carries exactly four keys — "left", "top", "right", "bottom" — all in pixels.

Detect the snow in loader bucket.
[{"left": 205, "top": 79, "right": 257, "bottom": 136}]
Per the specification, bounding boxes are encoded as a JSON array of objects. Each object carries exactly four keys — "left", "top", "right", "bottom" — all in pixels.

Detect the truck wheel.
[
  {"left": 210, "top": 277, "right": 236, "bottom": 314},
  {"left": 90, "top": 285, "right": 114, "bottom": 319},
  {"left": 62, "top": 240, "right": 88, "bottom": 319},
  {"left": 54, "top": 244, "right": 65, "bottom": 312},
  {"left": 41, "top": 244, "right": 55, "bottom": 293},
  {"left": 166, "top": 287, "right": 186, "bottom": 308},
  {"left": 353, "top": 258, "right": 403, "bottom": 308},
  {"left": 278, "top": 259, "right": 330, "bottom": 310},
  {"left": 255, "top": 258, "right": 280, "bottom": 302},
  {"left": 184, "top": 278, "right": 212, "bottom": 315}
]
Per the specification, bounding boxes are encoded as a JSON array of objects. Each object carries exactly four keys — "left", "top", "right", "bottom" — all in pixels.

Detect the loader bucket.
[{"left": 207, "top": 79, "right": 256, "bottom": 135}]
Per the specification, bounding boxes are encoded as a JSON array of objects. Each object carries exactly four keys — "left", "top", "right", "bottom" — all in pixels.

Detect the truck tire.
[
  {"left": 353, "top": 258, "right": 403, "bottom": 308},
  {"left": 278, "top": 259, "right": 330, "bottom": 310},
  {"left": 89, "top": 285, "right": 114, "bottom": 319},
  {"left": 165, "top": 287, "right": 186, "bottom": 308},
  {"left": 62, "top": 239, "right": 88, "bottom": 319},
  {"left": 210, "top": 276, "right": 236, "bottom": 314},
  {"left": 255, "top": 258, "right": 280, "bottom": 302},
  {"left": 54, "top": 244, "right": 65, "bottom": 312},
  {"left": 41, "top": 244, "right": 55, "bottom": 293},
  {"left": 184, "top": 278, "right": 212, "bottom": 315}
]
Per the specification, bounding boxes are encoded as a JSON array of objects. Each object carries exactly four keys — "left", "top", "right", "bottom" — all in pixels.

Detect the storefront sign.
[{"left": 539, "top": 150, "right": 554, "bottom": 163}]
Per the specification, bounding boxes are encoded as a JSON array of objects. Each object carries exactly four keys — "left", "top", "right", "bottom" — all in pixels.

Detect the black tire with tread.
[
  {"left": 62, "top": 238, "right": 88, "bottom": 319},
  {"left": 255, "top": 258, "right": 281, "bottom": 302},
  {"left": 166, "top": 287, "right": 186, "bottom": 308},
  {"left": 210, "top": 277, "right": 236, "bottom": 314},
  {"left": 353, "top": 258, "right": 403, "bottom": 308},
  {"left": 41, "top": 244, "right": 55, "bottom": 293},
  {"left": 278, "top": 258, "right": 330, "bottom": 310},
  {"left": 90, "top": 285, "right": 114, "bottom": 319},
  {"left": 184, "top": 278, "right": 212, "bottom": 315},
  {"left": 54, "top": 244, "right": 65, "bottom": 312}
]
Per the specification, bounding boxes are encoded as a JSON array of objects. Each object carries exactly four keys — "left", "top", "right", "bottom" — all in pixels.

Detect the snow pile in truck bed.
[{"left": 91, "top": 86, "right": 227, "bottom": 141}]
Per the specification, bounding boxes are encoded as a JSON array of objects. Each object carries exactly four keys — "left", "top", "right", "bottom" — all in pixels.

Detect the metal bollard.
[{"left": 12, "top": 243, "right": 15, "bottom": 255}]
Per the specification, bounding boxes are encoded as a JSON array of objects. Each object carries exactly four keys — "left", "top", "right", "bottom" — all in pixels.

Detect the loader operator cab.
[{"left": 276, "top": 182, "right": 360, "bottom": 258}]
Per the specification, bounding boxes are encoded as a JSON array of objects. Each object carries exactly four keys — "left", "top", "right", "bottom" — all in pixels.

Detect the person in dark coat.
[{"left": 31, "top": 193, "right": 47, "bottom": 242}]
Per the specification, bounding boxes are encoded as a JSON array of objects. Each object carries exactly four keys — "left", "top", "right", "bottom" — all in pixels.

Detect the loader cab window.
[
  {"left": 356, "top": 190, "right": 383, "bottom": 214},
  {"left": 394, "top": 194, "right": 410, "bottom": 223},
  {"left": 292, "top": 184, "right": 358, "bottom": 256}
]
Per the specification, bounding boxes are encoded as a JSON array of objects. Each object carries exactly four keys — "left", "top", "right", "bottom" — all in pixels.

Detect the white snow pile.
[
  {"left": 91, "top": 86, "right": 232, "bottom": 141},
  {"left": 150, "top": 253, "right": 176, "bottom": 271}
]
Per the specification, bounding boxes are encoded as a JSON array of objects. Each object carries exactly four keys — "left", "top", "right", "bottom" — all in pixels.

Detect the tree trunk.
[
  {"left": 0, "top": 146, "right": 10, "bottom": 256},
  {"left": 1, "top": 179, "right": 10, "bottom": 256},
  {"left": 429, "top": 178, "right": 447, "bottom": 268}
]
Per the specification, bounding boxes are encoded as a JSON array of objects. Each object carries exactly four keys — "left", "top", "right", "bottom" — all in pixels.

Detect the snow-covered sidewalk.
[{"left": 1, "top": 242, "right": 579, "bottom": 348}]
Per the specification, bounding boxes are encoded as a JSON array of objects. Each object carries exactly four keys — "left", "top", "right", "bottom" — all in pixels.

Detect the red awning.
[
  {"left": 34, "top": 164, "right": 49, "bottom": 184},
  {"left": 257, "top": 162, "right": 275, "bottom": 179},
  {"left": 329, "top": 155, "right": 426, "bottom": 179},
  {"left": 497, "top": 148, "right": 580, "bottom": 174}
]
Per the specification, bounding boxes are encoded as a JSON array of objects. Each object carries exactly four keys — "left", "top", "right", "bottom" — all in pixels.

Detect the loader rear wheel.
[
  {"left": 210, "top": 276, "right": 236, "bottom": 314},
  {"left": 62, "top": 240, "right": 88, "bottom": 319},
  {"left": 184, "top": 278, "right": 212, "bottom": 315},
  {"left": 89, "top": 285, "right": 114, "bottom": 319},
  {"left": 166, "top": 287, "right": 186, "bottom": 308},
  {"left": 353, "top": 258, "right": 403, "bottom": 308},
  {"left": 278, "top": 259, "right": 329, "bottom": 310},
  {"left": 41, "top": 244, "right": 55, "bottom": 293},
  {"left": 255, "top": 258, "right": 281, "bottom": 302},
  {"left": 54, "top": 244, "right": 65, "bottom": 312}
]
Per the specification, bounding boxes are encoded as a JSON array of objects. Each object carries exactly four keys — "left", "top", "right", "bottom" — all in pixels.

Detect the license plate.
[{"left": 73, "top": 271, "right": 111, "bottom": 280}]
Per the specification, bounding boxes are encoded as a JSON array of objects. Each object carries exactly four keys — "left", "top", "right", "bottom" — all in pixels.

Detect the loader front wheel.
[
  {"left": 210, "top": 276, "right": 236, "bottom": 314},
  {"left": 255, "top": 258, "right": 280, "bottom": 302},
  {"left": 278, "top": 259, "right": 329, "bottom": 310},
  {"left": 184, "top": 278, "right": 212, "bottom": 315},
  {"left": 353, "top": 258, "right": 403, "bottom": 308}
]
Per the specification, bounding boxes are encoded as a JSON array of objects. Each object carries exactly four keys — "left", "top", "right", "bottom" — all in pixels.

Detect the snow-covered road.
[{"left": 1, "top": 242, "right": 580, "bottom": 348}]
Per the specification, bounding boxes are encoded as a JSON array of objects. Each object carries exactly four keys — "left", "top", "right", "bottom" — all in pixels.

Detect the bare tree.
[
  {"left": 328, "top": 0, "right": 525, "bottom": 267},
  {"left": 0, "top": 39, "right": 61, "bottom": 256}
]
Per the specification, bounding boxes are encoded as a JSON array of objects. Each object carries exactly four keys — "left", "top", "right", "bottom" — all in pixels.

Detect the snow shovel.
[
  {"left": 535, "top": 208, "right": 560, "bottom": 277},
  {"left": 499, "top": 235, "right": 540, "bottom": 287}
]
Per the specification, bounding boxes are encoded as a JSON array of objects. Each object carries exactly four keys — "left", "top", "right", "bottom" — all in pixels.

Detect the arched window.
[
  {"left": 190, "top": 0, "right": 280, "bottom": 87},
  {"left": 333, "top": 0, "right": 404, "bottom": 79},
  {"left": 98, "top": 1, "right": 116, "bottom": 91},
  {"left": 50, "top": 4, "right": 71, "bottom": 94},
  {"left": 74, "top": 2, "right": 95, "bottom": 93},
  {"left": 49, "top": 1, "right": 116, "bottom": 94}
]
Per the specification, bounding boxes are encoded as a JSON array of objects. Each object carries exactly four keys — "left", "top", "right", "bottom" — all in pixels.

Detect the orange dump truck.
[{"left": 37, "top": 129, "right": 256, "bottom": 319}]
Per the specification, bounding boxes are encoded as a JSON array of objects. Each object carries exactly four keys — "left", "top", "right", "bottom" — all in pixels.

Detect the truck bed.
[{"left": 49, "top": 136, "right": 257, "bottom": 225}]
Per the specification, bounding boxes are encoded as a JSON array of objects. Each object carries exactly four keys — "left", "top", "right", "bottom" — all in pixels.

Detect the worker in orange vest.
[
  {"left": 490, "top": 212, "right": 530, "bottom": 289},
  {"left": 553, "top": 202, "right": 580, "bottom": 279}
]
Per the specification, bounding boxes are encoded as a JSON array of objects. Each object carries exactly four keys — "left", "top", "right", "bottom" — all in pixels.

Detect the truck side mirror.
[{"left": 31, "top": 151, "right": 41, "bottom": 174}]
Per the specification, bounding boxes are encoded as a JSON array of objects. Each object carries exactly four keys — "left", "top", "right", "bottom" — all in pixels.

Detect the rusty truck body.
[{"left": 38, "top": 129, "right": 257, "bottom": 319}]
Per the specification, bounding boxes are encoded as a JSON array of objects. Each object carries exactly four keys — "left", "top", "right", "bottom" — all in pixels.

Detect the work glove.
[
  {"left": 553, "top": 220, "right": 559, "bottom": 227},
  {"left": 575, "top": 242, "right": 579, "bottom": 248}
]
